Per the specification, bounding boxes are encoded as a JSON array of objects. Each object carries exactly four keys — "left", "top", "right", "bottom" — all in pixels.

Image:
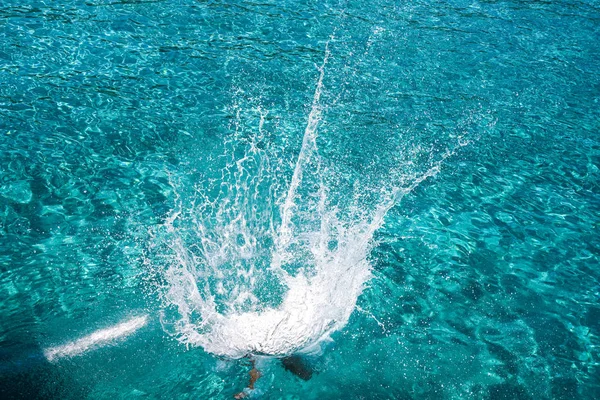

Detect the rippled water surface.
[{"left": 1, "top": 0, "right": 599, "bottom": 399}]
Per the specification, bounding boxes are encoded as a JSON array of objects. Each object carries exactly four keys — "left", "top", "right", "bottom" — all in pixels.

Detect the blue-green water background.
[{"left": 1, "top": 0, "right": 599, "bottom": 398}]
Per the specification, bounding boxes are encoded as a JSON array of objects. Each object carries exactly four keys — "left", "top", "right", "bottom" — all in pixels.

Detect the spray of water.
[
  {"left": 157, "top": 42, "right": 468, "bottom": 359},
  {"left": 43, "top": 316, "right": 148, "bottom": 362}
]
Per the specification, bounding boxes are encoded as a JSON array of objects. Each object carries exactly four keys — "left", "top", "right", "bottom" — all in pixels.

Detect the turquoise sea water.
[{"left": 1, "top": 0, "right": 599, "bottom": 399}]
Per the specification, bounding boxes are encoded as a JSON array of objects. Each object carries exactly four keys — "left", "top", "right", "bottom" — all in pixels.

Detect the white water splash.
[
  {"left": 43, "top": 316, "right": 148, "bottom": 362},
  {"left": 158, "top": 42, "right": 465, "bottom": 359}
]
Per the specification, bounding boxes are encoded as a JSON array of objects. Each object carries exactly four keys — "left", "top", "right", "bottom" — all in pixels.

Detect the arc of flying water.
[{"left": 271, "top": 43, "right": 331, "bottom": 278}]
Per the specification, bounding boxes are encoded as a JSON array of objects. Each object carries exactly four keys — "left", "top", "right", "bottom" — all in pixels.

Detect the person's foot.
[{"left": 233, "top": 391, "right": 247, "bottom": 399}]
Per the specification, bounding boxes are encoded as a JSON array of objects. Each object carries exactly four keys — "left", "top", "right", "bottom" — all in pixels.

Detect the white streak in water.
[
  {"left": 274, "top": 43, "right": 330, "bottom": 274},
  {"left": 43, "top": 315, "right": 148, "bottom": 362}
]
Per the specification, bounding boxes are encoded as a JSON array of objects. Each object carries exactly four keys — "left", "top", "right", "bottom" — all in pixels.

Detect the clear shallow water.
[{"left": 0, "top": 0, "right": 599, "bottom": 399}]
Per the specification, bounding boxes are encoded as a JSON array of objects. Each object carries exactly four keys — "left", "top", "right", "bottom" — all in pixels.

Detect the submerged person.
[
  {"left": 233, "top": 359, "right": 261, "bottom": 400},
  {"left": 234, "top": 355, "right": 313, "bottom": 398}
]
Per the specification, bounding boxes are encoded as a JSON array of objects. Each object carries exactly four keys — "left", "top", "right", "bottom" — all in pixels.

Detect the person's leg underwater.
[
  {"left": 234, "top": 358, "right": 261, "bottom": 399},
  {"left": 281, "top": 355, "right": 313, "bottom": 381},
  {"left": 233, "top": 355, "right": 314, "bottom": 398}
]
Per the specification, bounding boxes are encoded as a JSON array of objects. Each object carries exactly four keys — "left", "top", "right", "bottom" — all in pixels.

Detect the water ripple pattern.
[{"left": 0, "top": 0, "right": 599, "bottom": 399}]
